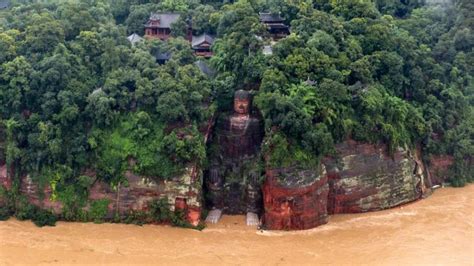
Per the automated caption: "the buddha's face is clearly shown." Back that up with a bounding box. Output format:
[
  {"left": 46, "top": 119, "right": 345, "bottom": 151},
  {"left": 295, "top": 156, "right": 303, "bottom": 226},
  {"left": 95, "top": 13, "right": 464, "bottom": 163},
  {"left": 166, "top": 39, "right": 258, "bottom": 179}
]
[{"left": 234, "top": 95, "right": 250, "bottom": 114}]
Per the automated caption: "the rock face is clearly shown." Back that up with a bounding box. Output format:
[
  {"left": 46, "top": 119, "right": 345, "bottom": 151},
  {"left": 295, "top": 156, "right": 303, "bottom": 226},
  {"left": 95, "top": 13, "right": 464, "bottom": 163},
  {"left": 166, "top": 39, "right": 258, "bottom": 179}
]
[
  {"left": 262, "top": 140, "right": 433, "bottom": 230},
  {"left": 88, "top": 167, "right": 202, "bottom": 225},
  {"left": 2, "top": 164, "right": 202, "bottom": 226},
  {"left": 0, "top": 164, "right": 12, "bottom": 207},
  {"left": 262, "top": 166, "right": 328, "bottom": 230},
  {"left": 325, "top": 140, "right": 428, "bottom": 214},
  {"left": 0, "top": 164, "right": 11, "bottom": 190},
  {"left": 2, "top": 139, "right": 441, "bottom": 230},
  {"left": 427, "top": 155, "right": 454, "bottom": 186},
  {"left": 19, "top": 175, "right": 63, "bottom": 213}
]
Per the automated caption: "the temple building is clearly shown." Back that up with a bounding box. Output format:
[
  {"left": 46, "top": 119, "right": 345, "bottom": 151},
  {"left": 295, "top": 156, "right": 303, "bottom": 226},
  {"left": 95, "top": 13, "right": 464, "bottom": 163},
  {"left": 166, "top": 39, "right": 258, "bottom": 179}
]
[
  {"left": 144, "top": 13, "right": 215, "bottom": 58},
  {"left": 192, "top": 34, "right": 215, "bottom": 58},
  {"left": 127, "top": 33, "right": 144, "bottom": 46},
  {"left": 154, "top": 51, "right": 172, "bottom": 65},
  {"left": 144, "top": 13, "right": 191, "bottom": 41},
  {"left": 259, "top": 12, "right": 289, "bottom": 40}
]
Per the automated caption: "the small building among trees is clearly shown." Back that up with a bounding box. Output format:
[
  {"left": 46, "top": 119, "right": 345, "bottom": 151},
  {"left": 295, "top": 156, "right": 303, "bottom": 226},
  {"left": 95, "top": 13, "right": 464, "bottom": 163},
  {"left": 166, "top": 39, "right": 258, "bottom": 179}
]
[
  {"left": 192, "top": 34, "right": 214, "bottom": 58},
  {"left": 145, "top": 13, "right": 191, "bottom": 41},
  {"left": 127, "top": 33, "right": 143, "bottom": 46},
  {"left": 144, "top": 13, "right": 215, "bottom": 58},
  {"left": 259, "top": 12, "right": 289, "bottom": 40},
  {"left": 154, "top": 51, "right": 172, "bottom": 65}
]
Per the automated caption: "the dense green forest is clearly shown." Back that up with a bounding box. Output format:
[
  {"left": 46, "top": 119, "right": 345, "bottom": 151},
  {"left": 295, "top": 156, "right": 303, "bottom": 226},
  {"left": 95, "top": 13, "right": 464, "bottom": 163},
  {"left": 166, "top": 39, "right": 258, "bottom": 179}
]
[{"left": 0, "top": 0, "right": 472, "bottom": 224}]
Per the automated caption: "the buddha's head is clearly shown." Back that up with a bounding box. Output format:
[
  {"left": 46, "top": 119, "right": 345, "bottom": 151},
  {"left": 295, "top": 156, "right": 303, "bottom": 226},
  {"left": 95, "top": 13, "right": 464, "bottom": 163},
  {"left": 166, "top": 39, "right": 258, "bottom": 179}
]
[{"left": 234, "top": 90, "right": 251, "bottom": 114}]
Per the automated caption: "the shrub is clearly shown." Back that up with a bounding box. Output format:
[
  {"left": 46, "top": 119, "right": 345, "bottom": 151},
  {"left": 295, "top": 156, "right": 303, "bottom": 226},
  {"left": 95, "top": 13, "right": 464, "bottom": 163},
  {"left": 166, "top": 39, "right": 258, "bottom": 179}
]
[
  {"left": 122, "top": 210, "right": 152, "bottom": 225},
  {"left": 89, "top": 199, "right": 110, "bottom": 223},
  {"left": 57, "top": 185, "right": 88, "bottom": 221},
  {"left": 148, "top": 198, "right": 205, "bottom": 230},
  {"left": 149, "top": 198, "right": 174, "bottom": 223},
  {"left": 263, "top": 132, "right": 320, "bottom": 169},
  {"left": 15, "top": 196, "right": 37, "bottom": 221},
  {"left": 14, "top": 196, "right": 57, "bottom": 227},
  {"left": 31, "top": 209, "right": 57, "bottom": 227},
  {"left": 0, "top": 186, "right": 14, "bottom": 220},
  {"left": 0, "top": 207, "right": 13, "bottom": 221}
]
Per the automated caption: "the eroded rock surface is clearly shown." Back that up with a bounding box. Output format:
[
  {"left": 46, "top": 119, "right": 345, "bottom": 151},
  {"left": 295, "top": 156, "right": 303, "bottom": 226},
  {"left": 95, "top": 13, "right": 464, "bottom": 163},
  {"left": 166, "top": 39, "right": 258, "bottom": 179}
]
[
  {"left": 0, "top": 165, "right": 11, "bottom": 190},
  {"left": 262, "top": 140, "right": 435, "bottom": 230},
  {"left": 325, "top": 140, "right": 429, "bottom": 214},
  {"left": 427, "top": 155, "right": 454, "bottom": 186},
  {"left": 1, "top": 140, "right": 442, "bottom": 230},
  {"left": 5, "top": 166, "right": 202, "bottom": 226},
  {"left": 262, "top": 166, "right": 329, "bottom": 230}
]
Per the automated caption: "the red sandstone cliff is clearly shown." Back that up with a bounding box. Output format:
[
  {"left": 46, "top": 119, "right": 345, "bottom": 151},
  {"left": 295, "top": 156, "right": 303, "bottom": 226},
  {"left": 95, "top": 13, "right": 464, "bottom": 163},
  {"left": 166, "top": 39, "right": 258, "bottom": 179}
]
[
  {"left": 262, "top": 166, "right": 328, "bottom": 230},
  {"left": 262, "top": 140, "right": 435, "bottom": 230},
  {"left": 0, "top": 165, "right": 202, "bottom": 226},
  {"left": 0, "top": 140, "right": 452, "bottom": 231},
  {"left": 325, "top": 140, "right": 430, "bottom": 214},
  {"left": 427, "top": 155, "right": 454, "bottom": 186}
]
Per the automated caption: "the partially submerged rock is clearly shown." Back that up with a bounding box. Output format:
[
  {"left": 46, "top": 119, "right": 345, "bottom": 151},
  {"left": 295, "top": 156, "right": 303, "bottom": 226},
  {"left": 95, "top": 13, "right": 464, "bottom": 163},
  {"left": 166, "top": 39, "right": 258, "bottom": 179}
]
[
  {"left": 262, "top": 140, "right": 434, "bottom": 230},
  {"left": 325, "top": 140, "right": 430, "bottom": 214},
  {"left": 262, "top": 166, "right": 328, "bottom": 230}
]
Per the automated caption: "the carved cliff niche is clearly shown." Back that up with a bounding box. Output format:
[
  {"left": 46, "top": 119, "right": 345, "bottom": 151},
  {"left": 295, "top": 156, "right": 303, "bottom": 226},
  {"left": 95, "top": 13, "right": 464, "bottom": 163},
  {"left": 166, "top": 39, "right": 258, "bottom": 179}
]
[{"left": 204, "top": 90, "right": 264, "bottom": 224}]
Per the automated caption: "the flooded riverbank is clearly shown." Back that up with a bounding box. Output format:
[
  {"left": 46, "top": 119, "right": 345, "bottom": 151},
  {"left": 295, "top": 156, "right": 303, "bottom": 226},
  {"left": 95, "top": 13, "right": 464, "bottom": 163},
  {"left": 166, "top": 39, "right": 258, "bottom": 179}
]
[{"left": 1, "top": 185, "right": 473, "bottom": 265}]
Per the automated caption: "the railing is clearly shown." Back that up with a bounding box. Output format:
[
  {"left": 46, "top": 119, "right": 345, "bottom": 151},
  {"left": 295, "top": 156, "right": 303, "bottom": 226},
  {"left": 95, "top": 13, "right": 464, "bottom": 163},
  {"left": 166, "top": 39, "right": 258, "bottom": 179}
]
[{"left": 194, "top": 50, "right": 213, "bottom": 58}]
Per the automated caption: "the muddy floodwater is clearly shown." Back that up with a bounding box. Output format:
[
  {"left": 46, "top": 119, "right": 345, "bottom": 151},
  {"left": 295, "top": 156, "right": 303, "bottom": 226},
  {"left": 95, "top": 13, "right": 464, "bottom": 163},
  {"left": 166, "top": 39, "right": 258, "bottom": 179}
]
[{"left": 1, "top": 185, "right": 473, "bottom": 265}]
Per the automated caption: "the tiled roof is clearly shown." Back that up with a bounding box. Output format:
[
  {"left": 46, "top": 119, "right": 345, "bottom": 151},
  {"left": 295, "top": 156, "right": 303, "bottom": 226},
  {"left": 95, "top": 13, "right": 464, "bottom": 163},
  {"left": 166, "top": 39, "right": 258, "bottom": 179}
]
[
  {"left": 146, "top": 13, "right": 181, "bottom": 28},
  {"left": 127, "top": 33, "right": 143, "bottom": 45},
  {"left": 192, "top": 34, "right": 215, "bottom": 48},
  {"left": 154, "top": 51, "right": 172, "bottom": 61},
  {"left": 259, "top": 12, "right": 284, "bottom": 23}
]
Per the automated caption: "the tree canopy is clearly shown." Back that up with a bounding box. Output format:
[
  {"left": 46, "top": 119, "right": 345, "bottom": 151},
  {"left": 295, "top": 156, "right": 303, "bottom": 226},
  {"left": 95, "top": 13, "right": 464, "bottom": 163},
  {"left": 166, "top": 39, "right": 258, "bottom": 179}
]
[{"left": 0, "top": 0, "right": 472, "bottom": 195}]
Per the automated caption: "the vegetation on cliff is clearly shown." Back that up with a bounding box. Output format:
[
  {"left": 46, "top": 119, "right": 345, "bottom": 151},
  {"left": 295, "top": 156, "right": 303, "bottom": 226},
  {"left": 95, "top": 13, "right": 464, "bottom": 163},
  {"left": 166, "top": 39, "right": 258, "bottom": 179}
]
[{"left": 0, "top": 0, "right": 472, "bottom": 225}]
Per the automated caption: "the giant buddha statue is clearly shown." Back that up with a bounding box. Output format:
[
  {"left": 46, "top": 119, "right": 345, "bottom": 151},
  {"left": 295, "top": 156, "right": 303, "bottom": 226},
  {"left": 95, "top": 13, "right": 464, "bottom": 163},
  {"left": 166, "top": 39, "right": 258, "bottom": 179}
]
[{"left": 205, "top": 90, "right": 264, "bottom": 226}]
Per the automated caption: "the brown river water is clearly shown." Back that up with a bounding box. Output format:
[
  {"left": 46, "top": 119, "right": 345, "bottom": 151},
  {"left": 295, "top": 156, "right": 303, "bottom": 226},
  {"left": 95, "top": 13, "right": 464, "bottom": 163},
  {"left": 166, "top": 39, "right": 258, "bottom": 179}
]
[{"left": 0, "top": 185, "right": 473, "bottom": 265}]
